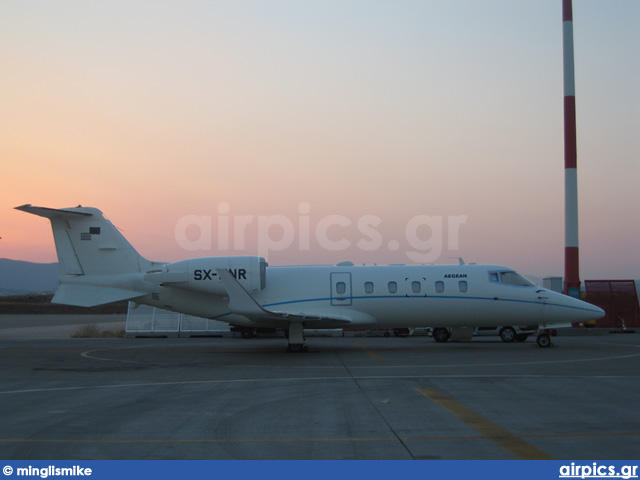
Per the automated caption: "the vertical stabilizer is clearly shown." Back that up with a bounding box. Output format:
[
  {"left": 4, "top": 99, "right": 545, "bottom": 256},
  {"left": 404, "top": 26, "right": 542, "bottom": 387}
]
[{"left": 15, "top": 204, "right": 153, "bottom": 276}]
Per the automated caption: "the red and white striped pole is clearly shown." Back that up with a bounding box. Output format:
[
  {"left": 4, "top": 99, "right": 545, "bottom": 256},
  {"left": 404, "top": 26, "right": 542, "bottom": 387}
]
[{"left": 563, "top": 0, "right": 580, "bottom": 298}]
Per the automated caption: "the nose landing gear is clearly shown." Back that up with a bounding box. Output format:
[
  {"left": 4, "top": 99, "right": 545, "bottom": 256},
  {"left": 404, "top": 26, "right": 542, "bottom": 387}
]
[{"left": 536, "top": 328, "right": 557, "bottom": 348}]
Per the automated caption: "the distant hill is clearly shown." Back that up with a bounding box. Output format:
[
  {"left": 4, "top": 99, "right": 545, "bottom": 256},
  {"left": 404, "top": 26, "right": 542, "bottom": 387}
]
[
  {"left": 0, "top": 259, "right": 59, "bottom": 295},
  {"left": 0, "top": 293, "right": 127, "bottom": 314}
]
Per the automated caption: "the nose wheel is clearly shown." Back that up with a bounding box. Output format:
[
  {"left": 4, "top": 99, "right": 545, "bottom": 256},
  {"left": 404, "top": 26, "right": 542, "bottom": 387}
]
[
  {"left": 536, "top": 329, "right": 556, "bottom": 348},
  {"left": 536, "top": 333, "right": 551, "bottom": 348}
]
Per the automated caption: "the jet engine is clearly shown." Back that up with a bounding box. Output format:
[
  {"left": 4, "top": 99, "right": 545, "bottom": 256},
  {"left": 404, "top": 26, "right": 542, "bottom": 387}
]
[{"left": 145, "top": 256, "right": 267, "bottom": 295}]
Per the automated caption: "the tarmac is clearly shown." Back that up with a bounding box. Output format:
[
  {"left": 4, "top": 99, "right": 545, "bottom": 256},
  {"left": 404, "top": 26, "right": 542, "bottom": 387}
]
[{"left": 0, "top": 315, "right": 638, "bottom": 460}]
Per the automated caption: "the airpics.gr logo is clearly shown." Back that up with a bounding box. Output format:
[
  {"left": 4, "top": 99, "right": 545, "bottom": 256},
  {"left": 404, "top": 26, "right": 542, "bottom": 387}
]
[
  {"left": 175, "top": 202, "right": 468, "bottom": 263},
  {"left": 559, "top": 463, "right": 638, "bottom": 479}
]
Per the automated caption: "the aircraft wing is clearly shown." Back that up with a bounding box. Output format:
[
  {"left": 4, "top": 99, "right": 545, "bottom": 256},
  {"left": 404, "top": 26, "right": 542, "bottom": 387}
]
[{"left": 216, "top": 268, "right": 354, "bottom": 328}]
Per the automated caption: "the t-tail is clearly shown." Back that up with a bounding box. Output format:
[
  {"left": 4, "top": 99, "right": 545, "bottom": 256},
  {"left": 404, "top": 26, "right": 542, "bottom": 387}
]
[{"left": 15, "top": 204, "right": 162, "bottom": 307}]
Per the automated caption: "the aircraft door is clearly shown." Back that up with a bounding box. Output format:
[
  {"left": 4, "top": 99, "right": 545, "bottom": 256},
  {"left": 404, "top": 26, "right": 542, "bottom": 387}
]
[
  {"left": 536, "top": 288, "right": 549, "bottom": 323},
  {"left": 330, "top": 272, "right": 352, "bottom": 306}
]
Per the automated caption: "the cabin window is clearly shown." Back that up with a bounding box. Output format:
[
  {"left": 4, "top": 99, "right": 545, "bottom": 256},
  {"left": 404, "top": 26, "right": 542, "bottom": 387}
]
[
  {"left": 388, "top": 281, "right": 397, "bottom": 294},
  {"left": 435, "top": 281, "right": 444, "bottom": 293},
  {"left": 364, "top": 281, "right": 374, "bottom": 294},
  {"left": 489, "top": 272, "right": 499, "bottom": 283},
  {"left": 411, "top": 281, "right": 421, "bottom": 294},
  {"left": 458, "top": 281, "right": 468, "bottom": 293},
  {"left": 336, "top": 282, "right": 346, "bottom": 294}
]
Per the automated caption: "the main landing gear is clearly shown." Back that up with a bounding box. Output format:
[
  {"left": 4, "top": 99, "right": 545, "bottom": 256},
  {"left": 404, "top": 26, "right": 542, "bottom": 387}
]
[
  {"left": 287, "top": 323, "right": 308, "bottom": 353},
  {"left": 432, "top": 327, "right": 451, "bottom": 343}
]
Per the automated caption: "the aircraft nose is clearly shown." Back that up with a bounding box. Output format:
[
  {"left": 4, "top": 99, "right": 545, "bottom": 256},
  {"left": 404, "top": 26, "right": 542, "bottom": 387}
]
[
  {"left": 543, "top": 291, "right": 605, "bottom": 324},
  {"left": 578, "top": 303, "right": 605, "bottom": 323}
]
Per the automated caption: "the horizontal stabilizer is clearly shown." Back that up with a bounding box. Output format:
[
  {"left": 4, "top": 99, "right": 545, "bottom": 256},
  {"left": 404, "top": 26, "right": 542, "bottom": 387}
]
[
  {"left": 15, "top": 204, "right": 93, "bottom": 218},
  {"left": 52, "top": 284, "right": 145, "bottom": 308}
]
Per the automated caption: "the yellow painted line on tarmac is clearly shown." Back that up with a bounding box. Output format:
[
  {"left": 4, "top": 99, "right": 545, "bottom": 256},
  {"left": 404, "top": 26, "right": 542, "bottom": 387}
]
[
  {"left": 354, "top": 343, "right": 385, "bottom": 361},
  {"left": 417, "top": 387, "right": 554, "bottom": 460}
]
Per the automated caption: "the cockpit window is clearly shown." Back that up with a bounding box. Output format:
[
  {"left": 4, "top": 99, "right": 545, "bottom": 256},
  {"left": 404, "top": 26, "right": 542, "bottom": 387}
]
[
  {"left": 489, "top": 270, "right": 534, "bottom": 286},
  {"left": 500, "top": 271, "right": 535, "bottom": 286}
]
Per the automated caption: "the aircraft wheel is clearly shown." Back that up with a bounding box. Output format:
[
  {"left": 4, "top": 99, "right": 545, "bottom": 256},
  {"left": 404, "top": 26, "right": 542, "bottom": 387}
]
[
  {"left": 536, "top": 334, "right": 551, "bottom": 348},
  {"left": 241, "top": 329, "right": 253, "bottom": 339},
  {"left": 288, "top": 343, "right": 305, "bottom": 353},
  {"left": 499, "top": 327, "right": 516, "bottom": 343},
  {"left": 432, "top": 328, "right": 450, "bottom": 343}
]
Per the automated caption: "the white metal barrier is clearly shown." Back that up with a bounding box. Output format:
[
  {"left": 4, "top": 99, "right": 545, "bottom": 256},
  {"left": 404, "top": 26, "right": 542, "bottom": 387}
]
[{"left": 125, "top": 303, "right": 230, "bottom": 337}]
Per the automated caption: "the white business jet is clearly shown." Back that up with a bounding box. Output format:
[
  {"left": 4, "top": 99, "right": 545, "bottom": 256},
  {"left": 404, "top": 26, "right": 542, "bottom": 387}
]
[{"left": 16, "top": 205, "right": 604, "bottom": 351}]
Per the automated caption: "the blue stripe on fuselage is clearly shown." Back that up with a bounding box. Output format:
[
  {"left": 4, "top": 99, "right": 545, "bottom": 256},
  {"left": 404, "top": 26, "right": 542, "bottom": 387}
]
[{"left": 211, "top": 294, "right": 599, "bottom": 319}]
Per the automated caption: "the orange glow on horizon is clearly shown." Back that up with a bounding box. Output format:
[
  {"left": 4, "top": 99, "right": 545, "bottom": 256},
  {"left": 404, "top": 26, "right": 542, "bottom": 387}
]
[{"left": 1, "top": 2, "right": 638, "bottom": 278}]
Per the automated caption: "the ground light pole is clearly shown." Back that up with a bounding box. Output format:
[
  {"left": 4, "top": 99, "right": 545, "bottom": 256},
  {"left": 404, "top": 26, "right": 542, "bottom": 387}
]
[{"left": 562, "top": 0, "right": 581, "bottom": 298}]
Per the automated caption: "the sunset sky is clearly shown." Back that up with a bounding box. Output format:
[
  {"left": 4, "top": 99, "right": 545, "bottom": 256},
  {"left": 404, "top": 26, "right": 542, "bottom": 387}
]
[{"left": 1, "top": 1, "right": 638, "bottom": 280}]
